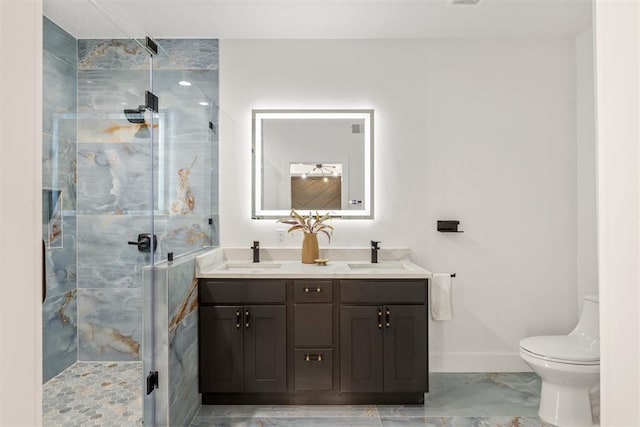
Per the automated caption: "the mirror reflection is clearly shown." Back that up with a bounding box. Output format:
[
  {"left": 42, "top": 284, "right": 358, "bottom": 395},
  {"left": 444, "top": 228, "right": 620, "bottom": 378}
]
[{"left": 253, "top": 110, "right": 373, "bottom": 219}]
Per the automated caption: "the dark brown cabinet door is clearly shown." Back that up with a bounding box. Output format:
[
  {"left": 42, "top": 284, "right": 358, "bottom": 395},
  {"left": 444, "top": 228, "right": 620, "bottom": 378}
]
[
  {"left": 383, "top": 305, "right": 427, "bottom": 392},
  {"left": 199, "top": 306, "right": 244, "bottom": 393},
  {"left": 243, "top": 305, "right": 287, "bottom": 392},
  {"left": 339, "top": 305, "right": 383, "bottom": 392}
]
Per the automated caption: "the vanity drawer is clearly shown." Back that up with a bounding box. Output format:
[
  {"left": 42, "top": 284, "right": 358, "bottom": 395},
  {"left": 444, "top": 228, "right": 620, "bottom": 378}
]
[
  {"left": 293, "top": 280, "right": 333, "bottom": 303},
  {"left": 199, "top": 280, "right": 286, "bottom": 304},
  {"left": 294, "top": 304, "right": 333, "bottom": 347},
  {"left": 294, "top": 349, "right": 333, "bottom": 391},
  {"left": 339, "top": 280, "right": 426, "bottom": 304}
]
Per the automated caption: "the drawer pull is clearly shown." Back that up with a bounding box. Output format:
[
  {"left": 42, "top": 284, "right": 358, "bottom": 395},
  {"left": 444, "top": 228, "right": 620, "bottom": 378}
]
[
  {"left": 304, "top": 287, "right": 323, "bottom": 293},
  {"left": 236, "top": 310, "right": 241, "bottom": 329},
  {"left": 385, "top": 308, "right": 391, "bottom": 328},
  {"left": 377, "top": 309, "right": 383, "bottom": 329},
  {"left": 304, "top": 354, "right": 323, "bottom": 362},
  {"left": 245, "top": 309, "right": 250, "bottom": 328}
]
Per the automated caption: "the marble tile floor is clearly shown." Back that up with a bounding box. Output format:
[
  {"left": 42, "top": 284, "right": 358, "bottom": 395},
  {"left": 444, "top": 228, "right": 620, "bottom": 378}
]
[
  {"left": 42, "top": 370, "right": 599, "bottom": 426},
  {"left": 42, "top": 361, "right": 142, "bottom": 426},
  {"left": 191, "top": 373, "right": 599, "bottom": 427}
]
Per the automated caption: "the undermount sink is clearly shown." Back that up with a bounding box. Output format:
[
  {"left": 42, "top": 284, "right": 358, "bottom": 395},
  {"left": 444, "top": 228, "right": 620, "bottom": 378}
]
[
  {"left": 347, "top": 262, "right": 409, "bottom": 270},
  {"left": 217, "top": 262, "right": 282, "bottom": 271}
]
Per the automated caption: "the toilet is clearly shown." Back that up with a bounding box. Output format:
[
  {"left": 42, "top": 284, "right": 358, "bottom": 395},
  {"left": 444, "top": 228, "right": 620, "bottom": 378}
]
[{"left": 520, "top": 295, "right": 599, "bottom": 427}]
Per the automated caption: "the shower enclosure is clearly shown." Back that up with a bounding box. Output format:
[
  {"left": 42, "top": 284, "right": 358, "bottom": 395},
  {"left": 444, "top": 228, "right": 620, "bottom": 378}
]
[{"left": 41, "top": 1, "right": 219, "bottom": 424}]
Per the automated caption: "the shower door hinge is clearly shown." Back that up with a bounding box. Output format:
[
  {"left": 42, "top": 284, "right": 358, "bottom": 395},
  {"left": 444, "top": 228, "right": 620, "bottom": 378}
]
[
  {"left": 145, "top": 91, "right": 159, "bottom": 113},
  {"left": 146, "top": 371, "right": 159, "bottom": 395},
  {"left": 145, "top": 36, "right": 158, "bottom": 55}
]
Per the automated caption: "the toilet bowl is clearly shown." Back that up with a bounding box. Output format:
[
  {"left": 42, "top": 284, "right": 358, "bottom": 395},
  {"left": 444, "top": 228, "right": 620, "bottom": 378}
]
[{"left": 520, "top": 295, "right": 599, "bottom": 427}]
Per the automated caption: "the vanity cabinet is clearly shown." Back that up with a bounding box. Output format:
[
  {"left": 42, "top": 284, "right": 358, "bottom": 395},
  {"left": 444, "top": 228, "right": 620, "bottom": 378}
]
[
  {"left": 198, "top": 277, "right": 428, "bottom": 404},
  {"left": 199, "top": 281, "right": 287, "bottom": 394},
  {"left": 340, "top": 305, "right": 426, "bottom": 393},
  {"left": 292, "top": 280, "right": 334, "bottom": 392},
  {"left": 339, "top": 280, "right": 427, "bottom": 393}
]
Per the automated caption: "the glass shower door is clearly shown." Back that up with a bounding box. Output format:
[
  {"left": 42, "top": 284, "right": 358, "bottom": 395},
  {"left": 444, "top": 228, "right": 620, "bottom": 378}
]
[
  {"left": 142, "top": 39, "right": 218, "bottom": 425},
  {"left": 42, "top": 0, "right": 158, "bottom": 425}
]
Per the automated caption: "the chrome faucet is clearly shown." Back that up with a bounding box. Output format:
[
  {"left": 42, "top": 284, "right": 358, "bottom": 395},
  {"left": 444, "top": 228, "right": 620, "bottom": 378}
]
[
  {"left": 251, "top": 241, "right": 260, "bottom": 263},
  {"left": 371, "top": 240, "right": 381, "bottom": 263}
]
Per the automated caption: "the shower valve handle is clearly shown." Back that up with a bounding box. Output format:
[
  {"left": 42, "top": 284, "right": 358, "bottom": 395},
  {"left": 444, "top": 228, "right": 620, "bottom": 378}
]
[{"left": 128, "top": 233, "right": 157, "bottom": 253}]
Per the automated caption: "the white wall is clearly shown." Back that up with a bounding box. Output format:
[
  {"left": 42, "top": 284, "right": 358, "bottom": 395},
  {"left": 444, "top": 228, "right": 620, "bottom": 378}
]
[
  {"left": 576, "top": 28, "right": 598, "bottom": 308},
  {"left": 594, "top": 1, "right": 640, "bottom": 425},
  {"left": 220, "top": 39, "right": 580, "bottom": 371},
  {"left": 0, "top": 0, "right": 43, "bottom": 424}
]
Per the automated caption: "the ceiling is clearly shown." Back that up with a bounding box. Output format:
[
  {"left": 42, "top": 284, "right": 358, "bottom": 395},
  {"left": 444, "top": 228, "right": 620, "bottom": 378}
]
[{"left": 44, "top": 0, "right": 593, "bottom": 39}]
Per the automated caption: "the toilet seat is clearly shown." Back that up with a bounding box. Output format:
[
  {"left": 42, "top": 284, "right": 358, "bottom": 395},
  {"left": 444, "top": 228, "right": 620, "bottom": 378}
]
[{"left": 520, "top": 336, "right": 599, "bottom": 366}]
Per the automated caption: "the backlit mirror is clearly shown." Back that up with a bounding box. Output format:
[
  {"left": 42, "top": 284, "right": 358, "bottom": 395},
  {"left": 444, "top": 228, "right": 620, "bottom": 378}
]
[{"left": 252, "top": 109, "right": 374, "bottom": 219}]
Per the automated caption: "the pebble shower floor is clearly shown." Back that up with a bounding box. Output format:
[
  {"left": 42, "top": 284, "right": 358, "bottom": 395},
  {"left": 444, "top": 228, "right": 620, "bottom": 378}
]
[{"left": 43, "top": 361, "right": 142, "bottom": 426}]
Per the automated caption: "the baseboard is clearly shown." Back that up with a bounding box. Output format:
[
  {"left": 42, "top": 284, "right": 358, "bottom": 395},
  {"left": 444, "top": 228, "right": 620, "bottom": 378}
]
[{"left": 429, "top": 352, "right": 531, "bottom": 372}]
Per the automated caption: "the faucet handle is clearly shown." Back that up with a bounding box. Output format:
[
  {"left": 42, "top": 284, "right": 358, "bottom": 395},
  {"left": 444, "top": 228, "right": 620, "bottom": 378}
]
[
  {"left": 251, "top": 241, "right": 260, "bottom": 249},
  {"left": 371, "top": 240, "right": 381, "bottom": 249}
]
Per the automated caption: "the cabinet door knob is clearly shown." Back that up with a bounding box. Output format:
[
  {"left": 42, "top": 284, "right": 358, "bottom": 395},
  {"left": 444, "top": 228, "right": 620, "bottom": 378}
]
[
  {"left": 377, "top": 309, "right": 383, "bottom": 329},
  {"left": 385, "top": 308, "right": 391, "bottom": 328},
  {"left": 245, "top": 309, "right": 250, "bottom": 328},
  {"left": 236, "top": 310, "right": 241, "bottom": 329},
  {"left": 304, "top": 287, "right": 310, "bottom": 293},
  {"left": 316, "top": 287, "right": 321, "bottom": 293}
]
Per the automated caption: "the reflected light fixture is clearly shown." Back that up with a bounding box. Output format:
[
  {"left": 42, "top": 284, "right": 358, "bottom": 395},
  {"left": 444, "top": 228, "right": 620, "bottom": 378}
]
[
  {"left": 301, "top": 164, "right": 338, "bottom": 180},
  {"left": 179, "top": 80, "right": 192, "bottom": 86},
  {"left": 199, "top": 101, "right": 209, "bottom": 106}
]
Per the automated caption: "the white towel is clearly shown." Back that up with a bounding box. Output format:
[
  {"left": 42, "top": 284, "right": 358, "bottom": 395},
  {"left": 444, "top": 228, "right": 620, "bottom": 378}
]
[{"left": 430, "top": 273, "right": 453, "bottom": 321}]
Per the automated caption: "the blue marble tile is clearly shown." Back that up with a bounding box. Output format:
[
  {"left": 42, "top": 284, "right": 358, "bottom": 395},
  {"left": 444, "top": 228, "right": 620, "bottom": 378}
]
[
  {"left": 43, "top": 16, "right": 77, "bottom": 68},
  {"left": 78, "top": 39, "right": 149, "bottom": 70},
  {"left": 167, "top": 258, "right": 197, "bottom": 322},
  {"left": 42, "top": 133, "right": 76, "bottom": 211},
  {"left": 156, "top": 39, "right": 218, "bottom": 70},
  {"left": 143, "top": 266, "right": 170, "bottom": 426},
  {"left": 45, "top": 215, "right": 77, "bottom": 296},
  {"left": 195, "top": 405, "right": 379, "bottom": 418},
  {"left": 158, "top": 142, "right": 214, "bottom": 217},
  {"left": 77, "top": 69, "right": 148, "bottom": 115},
  {"left": 169, "top": 311, "right": 200, "bottom": 426},
  {"left": 155, "top": 216, "right": 213, "bottom": 260},
  {"left": 43, "top": 290, "right": 77, "bottom": 382},
  {"left": 77, "top": 288, "right": 142, "bottom": 361},
  {"left": 77, "top": 69, "right": 150, "bottom": 144},
  {"left": 77, "top": 142, "right": 154, "bottom": 214},
  {"left": 77, "top": 214, "right": 152, "bottom": 289},
  {"left": 379, "top": 417, "right": 549, "bottom": 427},
  {"left": 211, "top": 214, "right": 220, "bottom": 246},
  {"left": 43, "top": 51, "right": 77, "bottom": 141},
  {"left": 191, "top": 417, "right": 382, "bottom": 427},
  {"left": 377, "top": 373, "right": 540, "bottom": 418},
  {"left": 212, "top": 139, "right": 219, "bottom": 215}
]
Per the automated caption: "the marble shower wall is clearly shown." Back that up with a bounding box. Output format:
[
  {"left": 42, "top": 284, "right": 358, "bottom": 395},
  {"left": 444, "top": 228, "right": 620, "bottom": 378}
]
[
  {"left": 42, "top": 17, "right": 78, "bottom": 383},
  {"left": 143, "top": 254, "right": 202, "bottom": 427},
  {"left": 76, "top": 38, "right": 219, "bottom": 362}
]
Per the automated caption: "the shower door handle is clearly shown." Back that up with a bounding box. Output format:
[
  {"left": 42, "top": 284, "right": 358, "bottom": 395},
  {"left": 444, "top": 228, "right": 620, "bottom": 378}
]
[{"left": 128, "top": 233, "right": 157, "bottom": 253}]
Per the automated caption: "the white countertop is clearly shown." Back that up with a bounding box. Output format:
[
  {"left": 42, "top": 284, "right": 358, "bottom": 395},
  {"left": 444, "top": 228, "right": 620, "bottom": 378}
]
[{"left": 195, "top": 248, "right": 432, "bottom": 279}]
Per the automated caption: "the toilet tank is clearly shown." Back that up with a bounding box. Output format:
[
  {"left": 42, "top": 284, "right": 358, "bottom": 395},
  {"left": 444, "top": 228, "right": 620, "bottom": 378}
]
[{"left": 570, "top": 295, "right": 599, "bottom": 356}]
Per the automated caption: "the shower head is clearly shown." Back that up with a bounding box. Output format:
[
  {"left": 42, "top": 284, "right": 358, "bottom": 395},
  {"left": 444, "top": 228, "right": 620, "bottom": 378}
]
[{"left": 124, "top": 105, "right": 146, "bottom": 124}]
